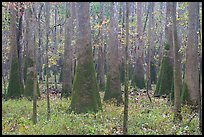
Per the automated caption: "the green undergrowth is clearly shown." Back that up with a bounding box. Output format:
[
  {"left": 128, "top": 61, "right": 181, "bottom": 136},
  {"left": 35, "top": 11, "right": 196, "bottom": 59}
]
[{"left": 2, "top": 92, "right": 201, "bottom": 135}]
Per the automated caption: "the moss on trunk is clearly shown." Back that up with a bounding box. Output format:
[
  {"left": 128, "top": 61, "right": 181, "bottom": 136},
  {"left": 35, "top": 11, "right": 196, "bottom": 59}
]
[
  {"left": 69, "top": 51, "right": 102, "bottom": 113},
  {"left": 154, "top": 44, "right": 173, "bottom": 97},
  {"left": 119, "top": 62, "right": 125, "bottom": 85},
  {"left": 7, "top": 58, "right": 23, "bottom": 99},
  {"left": 150, "top": 61, "right": 157, "bottom": 84},
  {"left": 24, "top": 57, "right": 40, "bottom": 100},
  {"left": 131, "top": 57, "right": 145, "bottom": 89},
  {"left": 104, "top": 74, "right": 122, "bottom": 103}
]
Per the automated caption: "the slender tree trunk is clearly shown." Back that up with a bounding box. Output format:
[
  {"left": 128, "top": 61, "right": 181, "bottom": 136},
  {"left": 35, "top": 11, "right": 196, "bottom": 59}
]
[
  {"left": 158, "top": 2, "right": 163, "bottom": 68},
  {"left": 37, "top": 3, "right": 44, "bottom": 81},
  {"left": 147, "top": 2, "right": 154, "bottom": 90},
  {"left": 52, "top": 4, "right": 58, "bottom": 89},
  {"left": 32, "top": 4, "right": 38, "bottom": 123},
  {"left": 123, "top": 2, "right": 129, "bottom": 135},
  {"left": 45, "top": 2, "right": 50, "bottom": 121},
  {"left": 172, "top": 2, "right": 182, "bottom": 122}
]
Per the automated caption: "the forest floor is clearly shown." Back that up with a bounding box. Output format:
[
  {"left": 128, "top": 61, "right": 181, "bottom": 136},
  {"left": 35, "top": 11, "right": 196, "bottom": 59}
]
[{"left": 2, "top": 84, "right": 201, "bottom": 135}]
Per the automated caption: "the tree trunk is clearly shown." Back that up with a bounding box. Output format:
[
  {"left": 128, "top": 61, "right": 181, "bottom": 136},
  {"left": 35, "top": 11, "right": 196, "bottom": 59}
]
[
  {"left": 45, "top": 2, "right": 50, "bottom": 120},
  {"left": 97, "top": 2, "right": 105, "bottom": 91},
  {"left": 185, "top": 2, "right": 200, "bottom": 106},
  {"left": 146, "top": 2, "right": 154, "bottom": 90},
  {"left": 32, "top": 3, "right": 38, "bottom": 124},
  {"left": 61, "top": 2, "right": 72, "bottom": 98},
  {"left": 155, "top": 2, "right": 174, "bottom": 98},
  {"left": 17, "top": 2, "right": 24, "bottom": 87},
  {"left": 132, "top": 2, "right": 145, "bottom": 89},
  {"left": 7, "top": 3, "right": 23, "bottom": 99},
  {"left": 69, "top": 2, "right": 102, "bottom": 113},
  {"left": 123, "top": 2, "right": 129, "bottom": 135},
  {"left": 37, "top": 3, "right": 44, "bottom": 82},
  {"left": 24, "top": 7, "right": 40, "bottom": 100},
  {"left": 104, "top": 2, "right": 122, "bottom": 104},
  {"left": 172, "top": 2, "right": 182, "bottom": 121}
]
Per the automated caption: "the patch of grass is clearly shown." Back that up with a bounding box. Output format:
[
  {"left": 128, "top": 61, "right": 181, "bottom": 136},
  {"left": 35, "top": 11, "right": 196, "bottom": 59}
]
[{"left": 2, "top": 90, "right": 201, "bottom": 135}]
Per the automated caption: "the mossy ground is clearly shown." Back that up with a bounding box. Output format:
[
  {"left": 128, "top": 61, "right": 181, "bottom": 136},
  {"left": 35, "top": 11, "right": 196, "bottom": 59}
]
[{"left": 2, "top": 85, "right": 201, "bottom": 135}]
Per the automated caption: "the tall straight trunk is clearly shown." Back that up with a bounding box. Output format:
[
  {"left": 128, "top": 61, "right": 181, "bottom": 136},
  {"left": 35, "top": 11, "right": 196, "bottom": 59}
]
[
  {"left": 17, "top": 2, "right": 24, "bottom": 87},
  {"left": 24, "top": 7, "right": 40, "bottom": 100},
  {"left": 155, "top": 2, "right": 174, "bottom": 98},
  {"left": 123, "top": 2, "right": 129, "bottom": 135},
  {"left": 69, "top": 2, "right": 102, "bottom": 113},
  {"left": 147, "top": 2, "right": 154, "bottom": 90},
  {"left": 97, "top": 2, "right": 105, "bottom": 91},
  {"left": 172, "top": 2, "right": 182, "bottom": 121},
  {"left": 104, "top": 2, "right": 122, "bottom": 104},
  {"left": 32, "top": 4, "right": 38, "bottom": 124},
  {"left": 53, "top": 4, "right": 58, "bottom": 89},
  {"left": 132, "top": 2, "right": 145, "bottom": 89},
  {"left": 61, "top": 2, "right": 72, "bottom": 98},
  {"left": 45, "top": 2, "right": 50, "bottom": 121},
  {"left": 72, "top": 2, "right": 78, "bottom": 83},
  {"left": 37, "top": 3, "right": 43, "bottom": 81},
  {"left": 185, "top": 2, "right": 200, "bottom": 106},
  {"left": 158, "top": 2, "right": 163, "bottom": 67},
  {"left": 7, "top": 3, "right": 23, "bottom": 99}
]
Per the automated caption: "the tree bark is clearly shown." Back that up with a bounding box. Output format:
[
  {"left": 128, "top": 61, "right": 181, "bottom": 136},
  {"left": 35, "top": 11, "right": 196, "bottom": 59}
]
[
  {"left": 104, "top": 2, "right": 122, "bottom": 104},
  {"left": 123, "top": 2, "right": 129, "bottom": 135},
  {"left": 7, "top": 3, "right": 23, "bottom": 99},
  {"left": 155, "top": 2, "right": 174, "bottom": 98},
  {"left": 186, "top": 2, "right": 200, "bottom": 106},
  {"left": 45, "top": 2, "right": 50, "bottom": 120},
  {"left": 61, "top": 2, "right": 72, "bottom": 98},
  {"left": 69, "top": 2, "right": 102, "bottom": 113},
  {"left": 172, "top": 2, "right": 182, "bottom": 122},
  {"left": 97, "top": 2, "right": 105, "bottom": 91}
]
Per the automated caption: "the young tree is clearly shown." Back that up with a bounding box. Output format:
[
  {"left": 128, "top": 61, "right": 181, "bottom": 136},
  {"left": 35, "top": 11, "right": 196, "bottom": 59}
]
[
  {"left": 32, "top": 3, "right": 38, "bottom": 124},
  {"left": 123, "top": 2, "right": 129, "bottom": 135},
  {"left": 45, "top": 2, "right": 51, "bottom": 120},
  {"left": 61, "top": 2, "right": 72, "bottom": 98},
  {"left": 69, "top": 2, "right": 102, "bottom": 113},
  {"left": 104, "top": 2, "right": 122, "bottom": 104},
  {"left": 172, "top": 2, "right": 182, "bottom": 121},
  {"left": 7, "top": 3, "right": 24, "bottom": 99}
]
